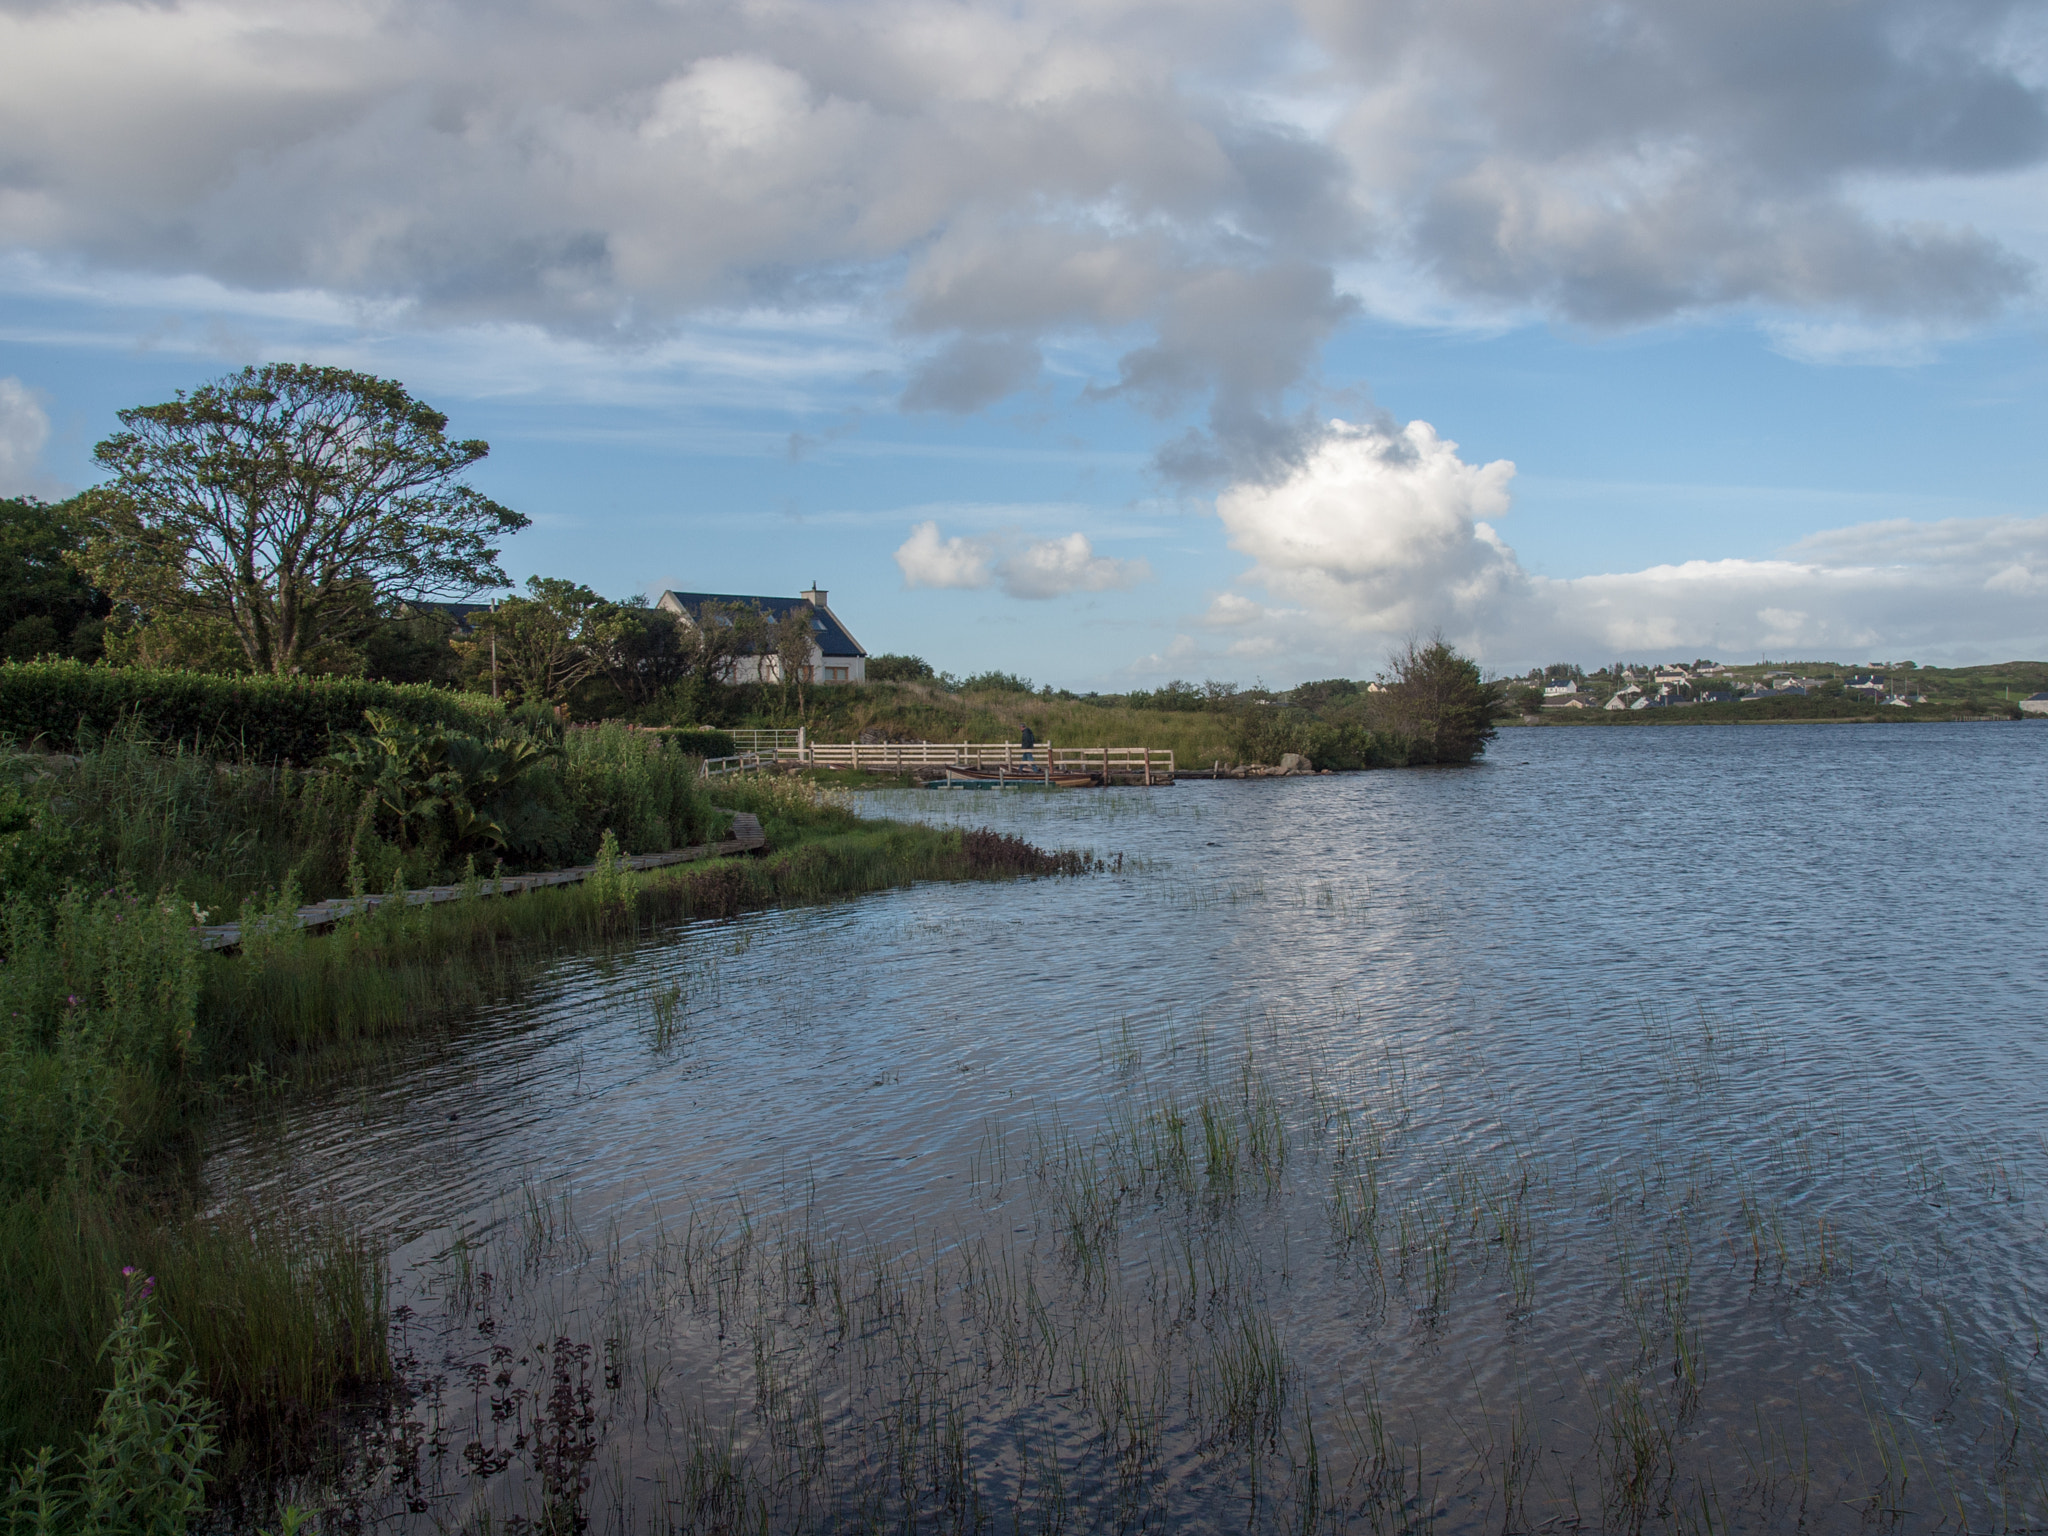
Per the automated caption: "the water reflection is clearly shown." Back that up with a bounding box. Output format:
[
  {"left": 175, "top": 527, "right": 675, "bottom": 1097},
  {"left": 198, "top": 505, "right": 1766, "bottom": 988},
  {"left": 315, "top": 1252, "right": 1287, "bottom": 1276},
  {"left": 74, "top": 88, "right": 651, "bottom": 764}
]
[{"left": 211, "top": 724, "right": 2048, "bottom": 1530}]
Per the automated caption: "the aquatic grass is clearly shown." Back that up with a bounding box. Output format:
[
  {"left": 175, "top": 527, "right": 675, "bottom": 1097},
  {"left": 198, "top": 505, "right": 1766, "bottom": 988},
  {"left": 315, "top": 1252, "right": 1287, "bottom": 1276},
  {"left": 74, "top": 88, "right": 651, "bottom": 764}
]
[
  {"left": 0, "top": 1180, "right": 387, "bottom": 1472},
  {"left": 196, "top": 819, "right": 1095, "bottom": 1082}
]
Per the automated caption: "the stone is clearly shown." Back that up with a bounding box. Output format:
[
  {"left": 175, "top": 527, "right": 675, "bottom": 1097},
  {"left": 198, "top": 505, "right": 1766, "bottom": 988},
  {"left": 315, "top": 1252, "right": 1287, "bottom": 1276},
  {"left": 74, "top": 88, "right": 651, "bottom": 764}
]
[{"left": 1278, "top": 752, "right": 1314, "bottom": 775}]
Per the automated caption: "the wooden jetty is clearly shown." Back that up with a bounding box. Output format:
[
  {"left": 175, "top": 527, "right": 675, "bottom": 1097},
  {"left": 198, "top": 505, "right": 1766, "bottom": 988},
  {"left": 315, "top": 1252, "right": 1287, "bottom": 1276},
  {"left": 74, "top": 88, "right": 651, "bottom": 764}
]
[
  {"left": 777, "top": 739, "right": 1175, "bottom": 785},
  {"left": 197, "top": 811, "right": 766, "bottom": 951}
]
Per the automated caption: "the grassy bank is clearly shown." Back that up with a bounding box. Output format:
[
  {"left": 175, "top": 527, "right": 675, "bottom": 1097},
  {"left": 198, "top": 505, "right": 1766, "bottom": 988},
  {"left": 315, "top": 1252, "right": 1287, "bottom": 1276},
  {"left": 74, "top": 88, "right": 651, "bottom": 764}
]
[
  {"left": 0, "top": 758, "right": 1093, "bottom": 1489},
  {"left": 3, "top": 719, "right": 719, "bottom": 916}
]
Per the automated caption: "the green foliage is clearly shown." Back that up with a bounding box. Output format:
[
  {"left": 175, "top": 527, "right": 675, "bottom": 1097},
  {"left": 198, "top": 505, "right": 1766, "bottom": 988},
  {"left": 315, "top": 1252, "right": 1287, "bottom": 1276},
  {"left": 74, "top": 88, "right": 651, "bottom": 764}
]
[
  {"left": 325, "top": 708, "right": 559, "bottom": 854},
  {"left": 955, "top": 670, "right": 1035, "bottom": 694},
  {"left": 0, "top": 886, "right": 200, "bottom": 1193},
  {"left": 865, "top": 653, "right": 934, "bottom": 683},
  {"left": 663, "top": 729, "right": 736, "bottom": 758},
  {"left": 457, "top": 577, "right": 627, "bottom": 705},
  {"left": 0, "top": 658, "right": 501, "bottom": 760},
  {"left": 0, "top": 781, "right": 82, "bottom": 911},
  {"left": 360, "top": 605, "right": 465, "bottom": 686},
  {"left": 3, "top": 1269, "right": 215, "bottom": 1536},
  {"left": 82, "top": 364, "right": 527, "bottom": 676},
  {"left": 1374, "top": 640, "right": 1501, "bottom": 763},
  {"left": 0, "top": 498, "right": 107, "bottom": 666}
]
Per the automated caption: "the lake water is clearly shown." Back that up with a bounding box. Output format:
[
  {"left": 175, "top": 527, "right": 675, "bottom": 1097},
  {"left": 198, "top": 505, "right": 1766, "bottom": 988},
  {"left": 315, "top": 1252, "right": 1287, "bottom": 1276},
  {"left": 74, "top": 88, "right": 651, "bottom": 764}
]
[{"left": 211, "top": 722, "right": 2048, "bottom": 1532}]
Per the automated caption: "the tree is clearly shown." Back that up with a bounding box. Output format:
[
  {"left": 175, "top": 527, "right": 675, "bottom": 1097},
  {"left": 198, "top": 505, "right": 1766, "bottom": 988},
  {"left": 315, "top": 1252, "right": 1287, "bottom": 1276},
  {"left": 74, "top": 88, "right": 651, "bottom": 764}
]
[
  {"left": 81, "top": 365, "right": 527, "bottom": 675},
  {"left": 593, "top": 598, "right": 694, "bottom": 708},
  {"left": 770, "top": 604, "right": 817, "bottom": 719},
  {"left": 1375, "top": 638, "right": 1502, "bottom": 762},
  {"left": 0, "top": 496, "right": 108, "bottom": 661},
  {"left": 459, "top": 578, "right": 626, "bottom": 706},
  {"left": 672, "top": 599, "right": 767, "bottom": 689}
]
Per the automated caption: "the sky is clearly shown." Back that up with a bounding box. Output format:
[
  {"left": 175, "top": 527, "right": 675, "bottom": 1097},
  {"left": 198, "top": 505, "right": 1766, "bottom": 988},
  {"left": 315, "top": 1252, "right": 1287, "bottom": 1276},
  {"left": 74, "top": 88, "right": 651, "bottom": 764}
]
[{"left": 1, "top": 0, "right": 2045, "bottom": 688}]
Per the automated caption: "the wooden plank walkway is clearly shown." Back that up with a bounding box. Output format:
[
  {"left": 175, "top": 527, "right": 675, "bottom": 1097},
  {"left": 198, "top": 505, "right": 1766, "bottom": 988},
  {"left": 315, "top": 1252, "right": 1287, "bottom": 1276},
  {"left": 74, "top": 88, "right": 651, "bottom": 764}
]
[{"left": 197, "top": 811, "right": 766, "bottom": 952}]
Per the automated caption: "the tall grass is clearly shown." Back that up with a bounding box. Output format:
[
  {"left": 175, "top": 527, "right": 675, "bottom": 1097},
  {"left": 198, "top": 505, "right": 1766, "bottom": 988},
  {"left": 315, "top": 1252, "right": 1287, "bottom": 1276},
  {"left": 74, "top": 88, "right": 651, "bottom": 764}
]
[
  {"left": 1, "top": 721, "right": 717, "bottom": 916},
  {"left": 197, "top": 818, "right": 1094, "bottom": 1080},
  {"left": 0, "top": 1184, "right": 387, "bottom": 1472}
]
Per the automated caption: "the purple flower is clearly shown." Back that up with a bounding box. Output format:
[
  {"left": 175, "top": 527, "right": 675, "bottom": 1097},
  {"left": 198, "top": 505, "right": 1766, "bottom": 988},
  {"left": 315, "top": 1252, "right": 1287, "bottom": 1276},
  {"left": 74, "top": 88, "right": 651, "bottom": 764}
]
[{"left": 121, "top": 1265, "right": 136, "bottom": 1277}]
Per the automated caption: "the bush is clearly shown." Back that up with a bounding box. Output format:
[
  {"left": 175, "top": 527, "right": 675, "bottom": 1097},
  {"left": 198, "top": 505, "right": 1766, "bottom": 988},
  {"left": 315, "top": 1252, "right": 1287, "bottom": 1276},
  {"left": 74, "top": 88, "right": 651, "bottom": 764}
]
[
  {"left": 662, "top": 729, "right": 736, "bottom": 758},
  {"left": 0, "top": 660, "right": 500, "bottom": 762},
  {"left": 865, "top": 654, "right": 934, "bottom": 683},
  {"left": 955, "top": 670, "right": 1034, "bottom": 694}
]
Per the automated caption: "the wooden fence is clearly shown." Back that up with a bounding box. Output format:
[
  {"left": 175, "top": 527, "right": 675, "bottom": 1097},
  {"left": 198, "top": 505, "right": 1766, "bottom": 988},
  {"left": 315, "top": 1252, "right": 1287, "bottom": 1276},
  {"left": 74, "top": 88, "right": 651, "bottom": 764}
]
[
  {"left": 729, "top": 728, "right": 805, "bottom": 753},
  {"left": 777, "top": 741, "right": 1174, "bottom": 777},
  {"left": 700, "top": 752, "right": 766, "bottom": 779},
  {"left": 696, "top": 739, "right": 1175, "bottom": 780}
]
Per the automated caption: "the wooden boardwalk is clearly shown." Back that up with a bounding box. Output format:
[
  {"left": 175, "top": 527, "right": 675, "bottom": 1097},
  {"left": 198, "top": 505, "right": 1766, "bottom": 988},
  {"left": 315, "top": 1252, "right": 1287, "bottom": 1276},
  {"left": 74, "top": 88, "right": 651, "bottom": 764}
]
[{"left": 197, "top": 811, "right": 766, "bottom": 952}]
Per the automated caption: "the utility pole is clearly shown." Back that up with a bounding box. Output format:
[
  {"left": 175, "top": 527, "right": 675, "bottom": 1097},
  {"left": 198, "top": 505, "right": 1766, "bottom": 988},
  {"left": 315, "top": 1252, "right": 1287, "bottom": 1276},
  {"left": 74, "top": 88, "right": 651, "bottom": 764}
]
[{"left": 490, "top": 597, "right": 500, "bottom": 700}]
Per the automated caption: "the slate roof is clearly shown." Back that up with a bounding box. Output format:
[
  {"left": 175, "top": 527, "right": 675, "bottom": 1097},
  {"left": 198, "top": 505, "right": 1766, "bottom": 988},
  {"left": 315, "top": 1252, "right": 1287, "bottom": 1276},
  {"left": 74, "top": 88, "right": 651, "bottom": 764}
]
[{"left": 659, "top": 591, "right": 867, "bottom": 658}]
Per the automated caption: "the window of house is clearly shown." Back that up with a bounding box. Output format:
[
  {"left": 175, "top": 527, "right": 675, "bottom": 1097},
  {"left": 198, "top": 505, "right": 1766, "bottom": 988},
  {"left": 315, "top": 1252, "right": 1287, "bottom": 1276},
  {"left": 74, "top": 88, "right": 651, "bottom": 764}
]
[{"left": 825, "top": 666, "right": 848, "bottom": 682}]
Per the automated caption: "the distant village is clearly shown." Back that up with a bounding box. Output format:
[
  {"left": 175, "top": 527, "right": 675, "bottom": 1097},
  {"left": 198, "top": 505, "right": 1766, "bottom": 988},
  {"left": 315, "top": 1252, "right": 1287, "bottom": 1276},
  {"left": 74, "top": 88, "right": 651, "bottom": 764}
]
[{"left": 1519, "top": 660, "right": 1952, "bottom": 712}]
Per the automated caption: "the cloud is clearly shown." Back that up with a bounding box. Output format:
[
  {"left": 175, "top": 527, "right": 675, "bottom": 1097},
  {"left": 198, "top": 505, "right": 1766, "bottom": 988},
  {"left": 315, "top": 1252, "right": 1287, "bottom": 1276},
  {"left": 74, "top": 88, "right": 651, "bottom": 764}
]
[
  {"left": 900, "top": 336, "right": 1042, "bottom": 413},
  {"left": 1210, "top": 416, "right": 2048, "bottom": 668},
  {"left": 1216, "top": 417, "right": 1521, "bottom": 629},
  {"left": 893, "top": 520, "right": 1150, "bottom": 599},
  {"left": 0, "top": 0, "right": 2040, "bottom": 480},
  {"left": 999, "top": 532, "right": 1151, "bottom": 599},
  {"left": 894, "top": 520, "right": 994, "bottom": 589},
  {"left": 0, "top": 377, "right": 52, "bottom": 496}
]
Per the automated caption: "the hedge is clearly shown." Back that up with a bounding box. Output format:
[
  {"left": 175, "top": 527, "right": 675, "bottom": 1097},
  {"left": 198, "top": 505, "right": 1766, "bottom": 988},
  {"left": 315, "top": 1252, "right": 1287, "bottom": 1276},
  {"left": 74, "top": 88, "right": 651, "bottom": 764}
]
[
  {"left": 0, "top": 660, "right": 503, "bottom": 762},
  {"left": 662, "top": 729, "right": 737, "bottom": 758}
]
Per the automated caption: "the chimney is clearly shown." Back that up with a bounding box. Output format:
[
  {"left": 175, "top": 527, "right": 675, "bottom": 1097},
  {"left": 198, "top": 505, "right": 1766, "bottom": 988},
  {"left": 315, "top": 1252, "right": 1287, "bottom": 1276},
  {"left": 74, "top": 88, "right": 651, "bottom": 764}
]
[{"left": 800, "top": 584, "right": 827, "bottom": 608}]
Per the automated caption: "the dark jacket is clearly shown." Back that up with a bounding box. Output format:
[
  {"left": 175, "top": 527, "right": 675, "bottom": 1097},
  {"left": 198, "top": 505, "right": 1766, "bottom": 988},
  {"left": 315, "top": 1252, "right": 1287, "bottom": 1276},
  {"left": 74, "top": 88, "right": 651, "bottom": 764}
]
[{"left": 1020, "top": 727, "right": 1035, "bottom": 749}]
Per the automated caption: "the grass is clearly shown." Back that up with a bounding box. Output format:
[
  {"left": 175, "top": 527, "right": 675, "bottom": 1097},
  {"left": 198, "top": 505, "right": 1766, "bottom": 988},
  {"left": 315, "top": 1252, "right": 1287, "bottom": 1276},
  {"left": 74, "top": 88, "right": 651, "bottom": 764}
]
[
  {"left": 1, "top": 720, "right": 720, "bottom": 917},
  {"left": 0, "top": 757, "right": 1098, "bottom": 1496},
  {"left": 0, "top": 1182, "right": 387, "bottom": 1475},
  {"left": 737, "top": 682, "right": 1241, "bottom": 765},
  {"left": 274, "top": 1005, "right": 2048, "bottom": 1533}
]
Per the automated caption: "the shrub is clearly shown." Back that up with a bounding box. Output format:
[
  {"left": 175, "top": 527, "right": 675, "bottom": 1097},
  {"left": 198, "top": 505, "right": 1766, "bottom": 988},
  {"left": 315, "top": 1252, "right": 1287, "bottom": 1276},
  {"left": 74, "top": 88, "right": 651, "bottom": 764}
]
[
  {"left": 0, "top": 660, "right": 500, "bottom": 762},
  {"left": 1374, "top": 640, "right": 1501, "bottom": 763},
  {"left": 955, "top": 670, "right": 1035, "bottom": 695},
  {"left": 3, "top": 1268, "right": 216, "bottom": 1536},
  {"left": 865, "top": 654, "right": 934, "bottom": 683},
  {"left": 663, "top": 729, "right": 736, "bottom": 758}
]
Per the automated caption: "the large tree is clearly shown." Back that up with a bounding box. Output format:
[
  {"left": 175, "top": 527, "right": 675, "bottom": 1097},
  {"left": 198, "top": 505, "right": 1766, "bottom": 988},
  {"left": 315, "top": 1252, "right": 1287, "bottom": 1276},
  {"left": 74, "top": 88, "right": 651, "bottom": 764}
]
[{"left": 82, "top": 365, "right": 527, "bottom": 675}]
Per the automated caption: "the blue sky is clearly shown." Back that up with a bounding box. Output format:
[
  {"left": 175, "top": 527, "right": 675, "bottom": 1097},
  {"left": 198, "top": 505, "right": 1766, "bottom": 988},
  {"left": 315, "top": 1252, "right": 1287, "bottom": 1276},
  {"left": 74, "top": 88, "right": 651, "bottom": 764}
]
[{"left": 2, "top": 0, "right": 2045, "bottom": 687}]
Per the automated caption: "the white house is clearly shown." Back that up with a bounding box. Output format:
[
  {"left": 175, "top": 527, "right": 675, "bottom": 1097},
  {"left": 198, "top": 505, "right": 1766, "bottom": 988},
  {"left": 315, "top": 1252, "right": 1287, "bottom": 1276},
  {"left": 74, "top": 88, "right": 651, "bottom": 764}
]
[
  {"left": 2022, "top": 692, "right": 2048, "bottom": 716},
  {"left": 655, "top": 585, "right": 870, "bottom": 684}
]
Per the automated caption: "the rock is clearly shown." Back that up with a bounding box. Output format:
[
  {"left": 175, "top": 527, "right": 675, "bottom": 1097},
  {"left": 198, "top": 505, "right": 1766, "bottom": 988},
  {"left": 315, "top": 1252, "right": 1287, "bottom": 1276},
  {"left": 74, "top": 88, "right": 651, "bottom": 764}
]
[{"left": 1278, "top": 752, "right": 1314, "bottom": 775}]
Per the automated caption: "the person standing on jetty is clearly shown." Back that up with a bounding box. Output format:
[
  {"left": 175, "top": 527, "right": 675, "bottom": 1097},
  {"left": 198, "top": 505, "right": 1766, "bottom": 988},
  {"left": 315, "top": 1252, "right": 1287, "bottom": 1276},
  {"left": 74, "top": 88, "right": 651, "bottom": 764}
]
[{"left": 1020, "top": 724, "right": 1035, "bottom": 767}]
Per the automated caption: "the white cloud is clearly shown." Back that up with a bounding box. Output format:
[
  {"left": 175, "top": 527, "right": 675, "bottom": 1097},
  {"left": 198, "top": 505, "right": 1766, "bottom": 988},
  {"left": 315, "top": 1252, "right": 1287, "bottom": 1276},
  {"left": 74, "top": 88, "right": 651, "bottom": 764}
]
[
  {"left": 0, "top": 377, "right": 52, "bottom": 496},
  {"left": 999, "top": 532, "right": 1150, "bottom": 599},
  {"left": 894, "top": 520, "right": 994, "bottom": 589},
  {"left": 1216, "top": 417, "right": 1521, "bottom": 629},
  {"left": 1210, "top": 416, "right": 2048, "bottom": 669},
  {"left": 893, "top": 521, "right": 1150, "bottom": 599}
]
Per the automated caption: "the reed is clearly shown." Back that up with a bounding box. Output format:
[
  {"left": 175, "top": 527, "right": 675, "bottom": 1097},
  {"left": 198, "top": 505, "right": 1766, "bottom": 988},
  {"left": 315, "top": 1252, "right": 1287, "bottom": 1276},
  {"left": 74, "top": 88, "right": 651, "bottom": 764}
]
[{"left": 0, "top": 1179, "right": 387, "bottom": 1471}]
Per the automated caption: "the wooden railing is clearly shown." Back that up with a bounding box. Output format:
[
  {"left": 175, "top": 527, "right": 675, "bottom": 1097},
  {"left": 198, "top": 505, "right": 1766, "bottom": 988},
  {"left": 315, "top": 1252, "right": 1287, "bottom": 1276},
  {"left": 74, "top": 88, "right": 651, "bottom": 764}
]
[
  {"left": 774, "top": 741, "right": 1174, "bottom": 777},
  {"left": 700, "top": 752, "right": 766, "bottom": 779},
  {"left": 729, "top": 728, "right": 804, "bottom": 753}
]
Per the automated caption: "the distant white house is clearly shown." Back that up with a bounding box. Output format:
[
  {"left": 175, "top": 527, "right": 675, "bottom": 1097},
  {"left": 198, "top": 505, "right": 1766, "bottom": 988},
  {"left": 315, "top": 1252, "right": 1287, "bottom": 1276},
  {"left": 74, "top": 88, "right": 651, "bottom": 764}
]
[
  {"left": 2022, "top": 692, "right": 2048, "bottom": 716},
  {"left": 655, "top": 585, "right": 869, "bottom": 684}
]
